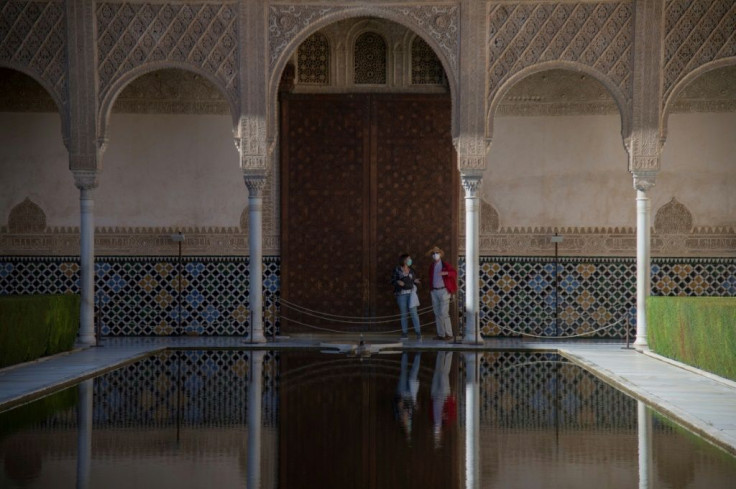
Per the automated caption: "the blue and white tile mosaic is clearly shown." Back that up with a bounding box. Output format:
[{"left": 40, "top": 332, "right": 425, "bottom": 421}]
[{"left": 0, "top": 256, "right": 280, "bottom": 338}]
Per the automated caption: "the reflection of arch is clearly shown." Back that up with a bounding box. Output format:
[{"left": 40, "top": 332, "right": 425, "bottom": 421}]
[
  {"left": 661, "top": 57, "right": 736, "bottom": 141},
  {"left": 99, "top": 62, "right": 239, "bottom": 140},
  {"left": 269, "top": 9, "right": 459, "bottom": 141},
  {"left": 0, "top": 64, "right": 67, "bottom": 143},
  {"left": 487, "top": 61, "right": 630, "bottom": 141}
]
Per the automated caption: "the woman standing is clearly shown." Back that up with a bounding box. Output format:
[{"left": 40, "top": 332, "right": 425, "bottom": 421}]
[{"left": 391, "top": 254, "right": 422, "bottom": 340}]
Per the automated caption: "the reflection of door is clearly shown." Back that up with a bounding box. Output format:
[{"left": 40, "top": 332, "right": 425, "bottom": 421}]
[{"left": 281, "top": 93, "right": 456, "bottom": 332}]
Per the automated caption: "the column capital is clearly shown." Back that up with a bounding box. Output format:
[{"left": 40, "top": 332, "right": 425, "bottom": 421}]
[
  {"left": 632, "top": 172, "right": 657, "bottom": 193},
  {"left": 72, "top": 170, "right": 100, "bottom": 191},
  {"left": 244, "top": 172, "right": 268, "bottom": 197},
  {"left": 453, "top": 136, "right": 491, "bottom": 171},
  {"left": 461, "top": 172, "right": 483, "bottom": 196}
]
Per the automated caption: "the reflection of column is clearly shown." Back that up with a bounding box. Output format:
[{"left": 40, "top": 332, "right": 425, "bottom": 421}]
[
  {"left": 76, "top": 379, "right": 94, "bottom": 489},
  {"left": 245, "top": 177, "right": 267, "bottom": 343},
  {"left": 633, "top": 174, "right": 655, "bottom": 349},
  {"left": 463, "top": 353, "right": 480, "bottom": 489},
  {"left": 637, "top": 401, "right": 653, "bottom": 489},
  {"left": 74, "top": 171, "right": 99, "bottom": 346},
  {"left": 247, "top": 351, "right": 265, "bottom": 489},
  {"left": 461, "top": 173, "right": 483, "bottom": 345}
]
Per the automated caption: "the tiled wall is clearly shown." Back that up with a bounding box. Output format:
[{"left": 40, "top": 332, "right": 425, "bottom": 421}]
[
  {"left": 0, "top": 256, "right": 280, "bottom": 337},
  {"left": 1, "top": 255, "right": 733, "bottom": 338},
  {"left": 458, "top": 257, "right": 735, "bottom": 339}
]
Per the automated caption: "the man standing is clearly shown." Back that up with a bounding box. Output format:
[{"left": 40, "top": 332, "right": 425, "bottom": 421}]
[{"left": 427, "top": 246, "right": 457, "bottom": 340}]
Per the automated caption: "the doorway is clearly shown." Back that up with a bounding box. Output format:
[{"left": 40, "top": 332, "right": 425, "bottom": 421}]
[{"left": 280, "top": 93, "right": 457, "bottom": 333}]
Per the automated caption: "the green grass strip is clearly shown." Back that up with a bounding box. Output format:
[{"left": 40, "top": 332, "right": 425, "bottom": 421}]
[
  {"left": 648, "top": 297, "right": 736, "bottom": 382},
  {"left": 0, "top": 295, "right": 80, "bottom": 368}
]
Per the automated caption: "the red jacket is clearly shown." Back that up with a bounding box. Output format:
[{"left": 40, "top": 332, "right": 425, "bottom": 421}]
[{"left": 428, "top": 260, "right": 458, "bottom": 294}]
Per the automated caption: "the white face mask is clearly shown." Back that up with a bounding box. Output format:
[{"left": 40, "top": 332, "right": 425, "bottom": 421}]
[{"left": 432, "top": 253, "right": 441, "bottom": 261}]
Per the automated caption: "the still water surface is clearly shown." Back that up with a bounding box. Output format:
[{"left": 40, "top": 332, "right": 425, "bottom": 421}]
[{"left": 1, "top": 350, "right": 735, "bottom": 489}]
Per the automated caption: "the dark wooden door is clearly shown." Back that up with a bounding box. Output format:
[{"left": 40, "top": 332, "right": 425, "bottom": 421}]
[{"left": 281, "top": 93, "right": 456, "bottom": 333}]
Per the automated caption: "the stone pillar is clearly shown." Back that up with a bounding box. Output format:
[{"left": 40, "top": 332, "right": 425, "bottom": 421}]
[
  {"left": 74, "top": 171, "right": 99, "bottom": 346},
  {"left": 463, "top": 352, "right": 480, "bottom": 489},
  {"left": 637, "top": 401, "right": 653, "bottom": 489},
  {"left": 247, "top": 350, "right": 265, "bottom": 489},
  {"left": 633, "top": 173, "right": 655, "bottom": 349},
  {"left": 461, "top": 173, "right": 484, "bottom": 344},
  {"left": 245, "top": 175, "right": 267, "bottom": 343},
  {"left": 76, "top": 379, "right": 94, "bottom": 489}
]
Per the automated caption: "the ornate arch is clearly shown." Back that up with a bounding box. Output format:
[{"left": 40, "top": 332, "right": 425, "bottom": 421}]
[
  {"left": 0, "top": 63, "right": 68, "bottom": 144},
  {"left": 487, "top": 61, "right": 631, "bottom": 142},
  {"left": 267, "top": 5, "right": 459, "bottom": 140},
  {"left": 661, "top": 56, "right": 736, "bottom": 141},
  {"left": 98, "top": 61, "right": 239, "bottom": 141}
]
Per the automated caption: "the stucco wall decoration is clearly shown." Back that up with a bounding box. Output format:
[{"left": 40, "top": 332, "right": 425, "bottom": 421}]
[
  {"left": 0, "top": 1, "right": 67, "bottom": 111},
  {"left": 486, "top": 2, "right": 634, "bottom": 136},
  {"left": 97, "top": 2, "right": 239, "bottom": 122}
]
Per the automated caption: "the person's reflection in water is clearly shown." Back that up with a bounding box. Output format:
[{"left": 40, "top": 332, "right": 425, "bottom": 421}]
[
  {"left": 395, "top": 352, "right": 421, "bottom": 442},
  {"left": 431, "top": 351, "right": 456, "bottom": 448}
]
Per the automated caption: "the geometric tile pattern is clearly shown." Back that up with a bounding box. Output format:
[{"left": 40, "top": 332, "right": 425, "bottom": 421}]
[
  {"left": 471, "top": 352, "right": 637, "bottom": 430},
  {"left": 0, "top": 256, "right": 281, "bottom": 338},
  {"left": 459, "top": 256, "right": 735, "bottom": 339},
  {"left": 2, "top": 256, "right": 732, "bottom": 339}
]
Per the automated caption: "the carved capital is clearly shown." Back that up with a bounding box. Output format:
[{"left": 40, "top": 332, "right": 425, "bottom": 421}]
[
  {"left": 632, "top": 172, "right": 657, "bottom": 193},
  {"left": 244, "top": 173, "right": 268, "bottom": 198},
  {"left": 453, "top": 136, "right": 490, "bottom": 171},
  {"left": 72, "top": 170, "right": 100, "bottom": 191},
  {"left": 461, "top": 173, "right": 483, "bottom": 197}
]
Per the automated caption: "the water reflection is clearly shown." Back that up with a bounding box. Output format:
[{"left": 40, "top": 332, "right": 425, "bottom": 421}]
[
  {"left": 463, "top": 352, "right": 480, "bottom": 489},
  {"left": 1, "top": 350, "right": 736, "bottom": 489},
  {"left": 638, "top": 400, "right": 653, "bottom": 489},
  {"left": 431, "top": 351, "right": 455, "bottom": 448},
  {"left": 394, "top": 352, "right": 421, "bottom": 441},
  {"left": 76, "top": 379, "right": 93, "bottom": 489}
]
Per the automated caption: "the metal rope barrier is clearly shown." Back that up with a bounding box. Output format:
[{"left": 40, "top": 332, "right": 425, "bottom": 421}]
[
  {"left": 280, "top": 299, "right": 439, "bottom": 325},
  {"left": 279, "top": 296, "right": 436, "bottom": 320}
]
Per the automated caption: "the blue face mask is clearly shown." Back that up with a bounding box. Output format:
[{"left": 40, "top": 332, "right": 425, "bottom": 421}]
[{"left": 406, "top": 258, "right": 413, "bottom": 267}]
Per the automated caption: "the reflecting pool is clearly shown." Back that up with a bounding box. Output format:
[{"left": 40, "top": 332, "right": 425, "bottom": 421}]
[{"left": 1, "top": 350, "right": 735, "bottom": 488}]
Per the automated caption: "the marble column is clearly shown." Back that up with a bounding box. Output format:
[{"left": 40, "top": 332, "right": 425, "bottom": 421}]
[
  {"left": 245, "top": 176, "right": 267, "bottom": 343},
  {"left": 463, "top": 352, "right": 481, "bottom": 489},
  {"left": 76, "top": 379, "right": 94, "bottom": 489},
  {"left": 247, "top": 351, "right": 265, "bottom": 489},
  {"left": 462, "top": 173, "right": 484, "bottom": 345},
  {"left": 633, "top": 174, "right": 655, "bottom": 350},
  {"left": 74, "top": 171, "right": 99, "bottom": 346}
]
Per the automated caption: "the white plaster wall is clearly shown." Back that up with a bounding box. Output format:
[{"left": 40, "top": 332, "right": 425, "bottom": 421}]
[
  {"left": 0, "top": 112, "right": 77, "bottom": 227},
  {"left": 484, "top": 112, "right": 736, "bottom": 229},
  {"left": 659, "top": 112, "right": 736, "bottom": 228},
  {"left": 100, "top": 114, "right": 243, "bottom": 229},
  {"left": 484, "top": 114, "right": 632, "bottom": 228},
  {"left": 2, "top": 110, "right": 734, "bottom": 232},
  {"left": 0, "top": 112, "right": 244, "bottom": 229}
]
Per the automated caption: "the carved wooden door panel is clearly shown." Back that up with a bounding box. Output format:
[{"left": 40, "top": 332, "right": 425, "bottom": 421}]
[
  {"left": 372, "top": 95, "right": 457, "bottom": 322},
  {"left": 281, "top": 93, "right": 455, "bottom": 333}
]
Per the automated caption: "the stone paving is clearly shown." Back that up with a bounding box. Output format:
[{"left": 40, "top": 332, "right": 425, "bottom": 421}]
[{"left": 1, "top": 336, "right": 735, "bottom": 456}]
